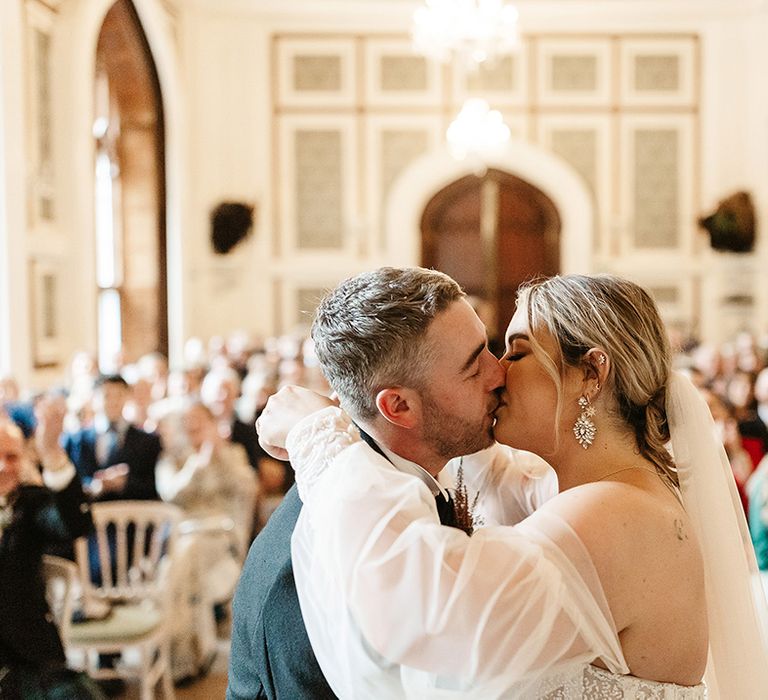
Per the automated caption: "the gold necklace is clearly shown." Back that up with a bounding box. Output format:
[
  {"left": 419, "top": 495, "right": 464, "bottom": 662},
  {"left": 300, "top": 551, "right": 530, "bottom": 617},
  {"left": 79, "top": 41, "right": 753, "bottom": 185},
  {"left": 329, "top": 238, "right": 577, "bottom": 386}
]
[{"left": 596, "top": 466, "right": 659, "bottom": 482}]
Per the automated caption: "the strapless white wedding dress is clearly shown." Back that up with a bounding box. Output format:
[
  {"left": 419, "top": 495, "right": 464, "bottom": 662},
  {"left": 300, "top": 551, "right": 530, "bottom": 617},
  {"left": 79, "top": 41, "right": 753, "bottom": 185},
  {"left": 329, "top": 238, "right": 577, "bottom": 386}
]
[{"left": 530, "top": 664, "right": 705, "bottom": 699}]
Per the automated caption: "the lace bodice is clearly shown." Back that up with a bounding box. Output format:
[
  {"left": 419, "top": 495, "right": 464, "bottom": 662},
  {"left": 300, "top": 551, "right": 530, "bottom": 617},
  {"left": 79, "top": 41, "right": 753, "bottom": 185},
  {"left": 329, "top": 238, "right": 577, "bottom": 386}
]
[{"left": 532, "top": 664, "right": 705, "bottom": 699}]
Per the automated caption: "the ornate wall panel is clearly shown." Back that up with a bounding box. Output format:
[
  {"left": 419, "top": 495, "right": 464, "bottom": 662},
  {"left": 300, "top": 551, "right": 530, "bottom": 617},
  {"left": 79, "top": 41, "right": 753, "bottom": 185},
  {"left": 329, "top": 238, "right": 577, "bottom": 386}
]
[
  {"left": 633, "top": 128, "right": 679, "bottom": 248},
  {"left": 538, "top": 115, "right": 611, "bottom": 254},
  {"left": 364, "top": 38, "right": 442, "bottom": 107},
  {"left": 295, "top": 130, "right": 343, "bottom": 248},
  {"left": 365, "top": 114, "right": 442, "bottom": 251},
  {"left": 271, "top": 30, "right": 701, "bottom": 331},
  {"left": 276, "top": 38, "right": 356, "bottom": 108},
  {"left": 278, "top": 115, "right": 357, "bottom": 255},
  {"left": 294, "top": 55, "right": 342, "bottom": 91},
  {"left": 380, "top": 55, "right": 428, "bottom": 91},
  {"left": 551, "top": 129, "right": 597, "bottom": 192},
  {"left": 620, "top": 115, "right": 695, "bottom": 254},
  {"left": 453, "top": 53, "right": 526, "bottom": 107},
  {"left": 619, "top": 37, "right": 696, "bottom": 107},
  {"left": 536, "top": 39, "right": 612, "bottom": 107}
]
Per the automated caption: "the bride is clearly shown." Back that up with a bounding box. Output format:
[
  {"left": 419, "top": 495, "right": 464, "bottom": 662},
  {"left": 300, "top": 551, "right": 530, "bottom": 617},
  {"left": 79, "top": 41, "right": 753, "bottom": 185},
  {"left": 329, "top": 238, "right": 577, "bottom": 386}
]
[{"left": 258, "top": 273, "right": 768, "bottom": 698}]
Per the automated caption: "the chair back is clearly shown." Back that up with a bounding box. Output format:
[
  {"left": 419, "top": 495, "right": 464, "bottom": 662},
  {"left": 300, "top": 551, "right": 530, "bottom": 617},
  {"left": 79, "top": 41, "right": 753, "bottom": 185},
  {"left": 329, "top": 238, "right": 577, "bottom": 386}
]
[
  {"left": 42, "top": 554, "right": 78, "bottom": 642},
  {"left": 75, "top": 501, "right": 183, "bottom": 604}
]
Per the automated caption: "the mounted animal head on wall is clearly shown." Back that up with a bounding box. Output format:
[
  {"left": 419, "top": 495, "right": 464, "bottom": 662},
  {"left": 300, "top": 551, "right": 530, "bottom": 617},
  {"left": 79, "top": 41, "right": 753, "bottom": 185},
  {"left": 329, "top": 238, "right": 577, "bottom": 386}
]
[
  {"left": 210, "top": 201, "right": 255, "bottom": 254},
  {"left": 698, "top": 191, "right": 756, "bottom": 254}
]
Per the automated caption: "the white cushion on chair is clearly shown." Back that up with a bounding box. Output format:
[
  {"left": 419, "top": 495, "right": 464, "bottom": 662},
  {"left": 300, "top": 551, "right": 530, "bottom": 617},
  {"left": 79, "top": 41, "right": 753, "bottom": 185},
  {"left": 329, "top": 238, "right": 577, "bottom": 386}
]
[{"left": 69, "top": 600, "right": 162, "bottom": 643}]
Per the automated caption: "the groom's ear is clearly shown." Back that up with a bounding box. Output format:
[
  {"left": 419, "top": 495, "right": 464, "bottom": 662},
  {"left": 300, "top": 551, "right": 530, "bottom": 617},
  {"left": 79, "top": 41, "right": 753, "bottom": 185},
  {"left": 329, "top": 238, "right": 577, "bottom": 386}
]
[{"left": 375, "top": 388, "right": 418, "bottom": 429}]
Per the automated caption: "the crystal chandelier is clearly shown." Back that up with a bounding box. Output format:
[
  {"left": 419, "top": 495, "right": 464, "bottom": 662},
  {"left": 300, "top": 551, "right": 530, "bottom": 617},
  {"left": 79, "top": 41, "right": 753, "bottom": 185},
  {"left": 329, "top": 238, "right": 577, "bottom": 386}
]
[
  {"left": 446, "top": 98, "right": 510, "bottom": 161},
  {"left": 412, "top": 0, "right": 520, "bottom": 67}
]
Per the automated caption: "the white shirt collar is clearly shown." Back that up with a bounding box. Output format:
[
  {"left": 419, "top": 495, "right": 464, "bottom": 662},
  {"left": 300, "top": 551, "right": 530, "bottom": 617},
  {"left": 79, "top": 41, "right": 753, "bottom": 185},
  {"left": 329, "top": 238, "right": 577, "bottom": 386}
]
[
  {"left": 94, "top": 414, "right": 127, "bottom": 436},
  {"left": 758, "top": 404, "right": 768, "bottom": 428},
  {"left": 378, "top": 443, "right": 449, "bottom": 500}
]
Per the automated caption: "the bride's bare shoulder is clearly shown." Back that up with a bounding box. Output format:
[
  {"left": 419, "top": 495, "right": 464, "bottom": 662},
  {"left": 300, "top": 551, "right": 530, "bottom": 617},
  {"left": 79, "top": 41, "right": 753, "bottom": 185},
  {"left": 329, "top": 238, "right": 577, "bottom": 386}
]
[
  {"left": 536, "top": 479, "right": 698, "bottom": 566},
  {"left": 536, "top": 478, "right": 704, "bottom": 627}
]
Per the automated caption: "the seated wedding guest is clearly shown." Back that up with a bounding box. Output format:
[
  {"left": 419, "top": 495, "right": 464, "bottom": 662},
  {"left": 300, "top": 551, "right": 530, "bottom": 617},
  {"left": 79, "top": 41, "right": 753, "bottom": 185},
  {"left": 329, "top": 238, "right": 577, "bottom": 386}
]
[
  {"left": 157, "top": 401, "right": 257, "bottom": 680},
  {"left": 727, "top": 370, "right": 758, "bottom": 423},
  {"left": 701, "top": 387, "right": 754, "bottom": 514},
  {"left": 0, "top": 399, "right": 103, "bottom": 698},
  {"left": 156, "top": 401, "right": 257, "bottom": 559},
  {"left": 0, "top": 374, "right": 38, "bottom": 440},
  {"left": 201, "top": 367, "right": 263, "bottom": 472},
  {"left": 64, "top": 374, "right": 161, "bottom": 501},
  {"left": 740, "top": 367, "right": 768, "bottom": 469},
  {"left": 137, "top": 352, "right": 169, "bottom": 403},
  {"left": 747, "top": 454, "right": 768, "bottom": 571},
  {"left": 67, "top": 351, "right": 99, "bottom": 407},
  {"left": 691, "top": 342, "right": 725, "bottom": 394},
  {"left": 123, "top": 375, "right": 155, "bottom": 432},
  {"left": 260, "top": 272, "right": 768, "bottom": 698},
  {"left": 734, "top": 332, "right": 765, "bottom": 374}
]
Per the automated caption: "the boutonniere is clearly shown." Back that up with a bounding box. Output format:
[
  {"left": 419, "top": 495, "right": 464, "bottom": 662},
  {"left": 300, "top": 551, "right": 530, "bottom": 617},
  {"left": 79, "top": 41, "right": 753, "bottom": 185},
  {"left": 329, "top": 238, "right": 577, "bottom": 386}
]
[{"left": 452, "top": 458, "right": 484, "bottom": 536}]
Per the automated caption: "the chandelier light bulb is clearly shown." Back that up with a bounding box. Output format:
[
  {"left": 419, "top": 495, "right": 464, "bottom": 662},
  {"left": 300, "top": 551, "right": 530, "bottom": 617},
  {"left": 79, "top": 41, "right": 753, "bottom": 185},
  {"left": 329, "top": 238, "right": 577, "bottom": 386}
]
[{"left": 446, "top": 98, "right": 511, "bottom": 161}]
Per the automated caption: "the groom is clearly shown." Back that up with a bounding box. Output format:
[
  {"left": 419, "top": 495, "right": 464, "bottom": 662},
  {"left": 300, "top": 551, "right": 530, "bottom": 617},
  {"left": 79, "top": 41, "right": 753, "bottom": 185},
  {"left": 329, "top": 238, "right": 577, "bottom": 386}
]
[{"left": 251, "top": 267, "right": 555, "bottom": 697}]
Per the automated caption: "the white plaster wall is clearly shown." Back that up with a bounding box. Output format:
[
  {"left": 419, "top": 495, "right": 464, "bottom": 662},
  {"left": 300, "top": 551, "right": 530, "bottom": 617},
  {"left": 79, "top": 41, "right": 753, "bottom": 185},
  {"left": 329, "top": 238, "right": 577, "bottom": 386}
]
[{"left": 180, "top": 3, "right": 271, "bottom": 342}]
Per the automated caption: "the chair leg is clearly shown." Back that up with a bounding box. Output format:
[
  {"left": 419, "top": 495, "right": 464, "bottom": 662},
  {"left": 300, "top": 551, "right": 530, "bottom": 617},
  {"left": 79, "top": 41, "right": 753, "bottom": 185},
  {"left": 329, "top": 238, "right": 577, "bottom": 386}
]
[
  {"left": 140, "top": 646, "right": 153, "bottom": 700},
  {"left": 161, "top": 639, "right": 175, "bottom": 699}
]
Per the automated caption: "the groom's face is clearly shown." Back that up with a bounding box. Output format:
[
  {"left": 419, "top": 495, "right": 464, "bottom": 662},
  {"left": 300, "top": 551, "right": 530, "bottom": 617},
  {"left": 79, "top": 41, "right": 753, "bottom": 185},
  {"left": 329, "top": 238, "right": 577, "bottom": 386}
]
[{"left": 416, "top": 299, "right": 504, "bottom": 461}]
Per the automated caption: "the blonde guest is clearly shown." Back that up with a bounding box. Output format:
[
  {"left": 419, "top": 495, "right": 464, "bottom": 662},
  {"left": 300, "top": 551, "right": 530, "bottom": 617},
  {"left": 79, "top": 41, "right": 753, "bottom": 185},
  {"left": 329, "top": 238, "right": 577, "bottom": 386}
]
[{"left": 156, "top": 401, "right": 258, "bottom": 679}]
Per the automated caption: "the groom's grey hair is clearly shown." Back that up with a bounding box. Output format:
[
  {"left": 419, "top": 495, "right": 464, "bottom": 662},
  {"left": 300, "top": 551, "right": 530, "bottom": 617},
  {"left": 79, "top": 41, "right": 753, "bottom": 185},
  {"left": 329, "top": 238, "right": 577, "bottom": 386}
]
[{"left": 312, "top": 267, "right": 465, "bottom": 421}]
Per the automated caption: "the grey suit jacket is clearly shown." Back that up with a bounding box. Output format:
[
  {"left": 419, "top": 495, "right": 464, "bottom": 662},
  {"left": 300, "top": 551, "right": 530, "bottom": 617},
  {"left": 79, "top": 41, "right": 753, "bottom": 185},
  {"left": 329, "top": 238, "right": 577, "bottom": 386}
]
[{"left": 226, "top": 484, "right": 336, "bottom": 700}]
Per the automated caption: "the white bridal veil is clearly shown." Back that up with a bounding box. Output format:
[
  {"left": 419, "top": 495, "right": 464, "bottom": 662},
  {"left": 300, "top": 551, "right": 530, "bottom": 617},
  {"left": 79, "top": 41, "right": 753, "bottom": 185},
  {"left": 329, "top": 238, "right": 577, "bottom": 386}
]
[{"left": 667, "top": 371, "right": 768, "bottom": 698}]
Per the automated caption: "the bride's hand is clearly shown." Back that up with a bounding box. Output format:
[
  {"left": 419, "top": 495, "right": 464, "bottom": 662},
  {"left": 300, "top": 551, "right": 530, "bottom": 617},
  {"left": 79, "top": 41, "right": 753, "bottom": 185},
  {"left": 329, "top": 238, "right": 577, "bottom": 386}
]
[{"left": 256, "top": 385, "right": 337, "bottom": 460}]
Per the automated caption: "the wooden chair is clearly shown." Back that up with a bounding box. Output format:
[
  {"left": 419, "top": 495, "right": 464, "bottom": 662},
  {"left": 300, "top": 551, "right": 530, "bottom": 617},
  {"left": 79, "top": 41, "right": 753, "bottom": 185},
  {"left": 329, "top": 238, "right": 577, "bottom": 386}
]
[
  {"left": 66, "top": 501, "right": 183, "bottom": 699},
  {"left": 41, "top": 554, "right": 79, "bottom": 644}
]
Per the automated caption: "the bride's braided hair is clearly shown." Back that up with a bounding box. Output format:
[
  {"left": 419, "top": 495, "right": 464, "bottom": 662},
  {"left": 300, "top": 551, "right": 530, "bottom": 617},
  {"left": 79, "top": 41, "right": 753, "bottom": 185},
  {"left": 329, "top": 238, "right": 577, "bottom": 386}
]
[{"left": 518, "top": 274, "right": 679, "bottom": 490}]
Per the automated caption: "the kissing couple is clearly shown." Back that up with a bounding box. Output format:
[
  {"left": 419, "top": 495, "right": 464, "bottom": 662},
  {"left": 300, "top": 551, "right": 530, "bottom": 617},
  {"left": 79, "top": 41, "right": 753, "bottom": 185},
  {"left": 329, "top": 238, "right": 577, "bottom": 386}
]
[{"left": 255, "top": 267, "right": 768, "bottom": 699}]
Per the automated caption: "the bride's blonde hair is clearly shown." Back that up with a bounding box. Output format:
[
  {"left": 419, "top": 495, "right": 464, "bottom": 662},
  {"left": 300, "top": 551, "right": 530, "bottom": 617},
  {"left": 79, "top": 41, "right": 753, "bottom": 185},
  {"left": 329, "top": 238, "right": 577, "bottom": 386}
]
[{"left": 517, "top": 274, "right": 678, "bottom": 490}]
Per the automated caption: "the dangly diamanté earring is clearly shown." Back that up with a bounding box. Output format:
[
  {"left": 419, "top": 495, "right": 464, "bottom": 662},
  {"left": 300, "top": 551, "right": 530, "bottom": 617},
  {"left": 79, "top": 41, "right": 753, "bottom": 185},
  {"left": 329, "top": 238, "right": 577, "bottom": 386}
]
[{"left": 573, "top": 393, "right": 597, "bottom": 449}]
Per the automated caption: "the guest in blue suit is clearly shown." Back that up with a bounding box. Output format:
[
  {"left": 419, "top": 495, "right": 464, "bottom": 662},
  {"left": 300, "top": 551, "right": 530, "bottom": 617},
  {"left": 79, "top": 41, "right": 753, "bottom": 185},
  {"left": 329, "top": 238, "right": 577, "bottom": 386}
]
[
  {"left": 64, "top": 374, "right": 162, "bottom": 593},
  {"left": 64, "top": 375, "right": 161, "bottom": 502}
]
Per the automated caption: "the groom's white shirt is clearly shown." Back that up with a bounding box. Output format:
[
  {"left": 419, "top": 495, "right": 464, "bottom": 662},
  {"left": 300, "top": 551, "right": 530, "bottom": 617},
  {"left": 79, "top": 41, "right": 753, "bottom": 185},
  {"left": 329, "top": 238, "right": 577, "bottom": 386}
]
[
  {"left": 290, "top": 426, "right": 557, "bottom": 699},
  {"left": 378, "top": 443, "right": 450, "bottom": 501}
]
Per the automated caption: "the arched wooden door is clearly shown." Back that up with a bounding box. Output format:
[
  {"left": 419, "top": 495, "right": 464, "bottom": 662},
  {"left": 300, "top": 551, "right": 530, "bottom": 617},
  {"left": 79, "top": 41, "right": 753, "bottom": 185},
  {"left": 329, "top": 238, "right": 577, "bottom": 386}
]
[{"left": 421, "top": 169, "right": 560, "bottom": 350}]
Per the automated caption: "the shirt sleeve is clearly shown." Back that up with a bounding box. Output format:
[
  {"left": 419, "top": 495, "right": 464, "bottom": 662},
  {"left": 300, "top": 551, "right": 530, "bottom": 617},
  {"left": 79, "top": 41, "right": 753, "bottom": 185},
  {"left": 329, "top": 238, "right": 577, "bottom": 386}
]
[
  {"left": 41, "top": 461, "right": 76, "bottom": 492},
  {"left": 293, "top": 433, "right": 627, "bottom": 692},
  {"left": 441, "top": 443, "right": 558, "bottom": 527}
]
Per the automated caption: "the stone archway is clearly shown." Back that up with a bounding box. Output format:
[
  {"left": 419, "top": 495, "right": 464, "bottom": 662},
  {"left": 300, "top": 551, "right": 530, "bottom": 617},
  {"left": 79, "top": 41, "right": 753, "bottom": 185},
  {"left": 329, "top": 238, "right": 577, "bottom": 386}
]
[{"left": 384, "top": 139, "right": 594, "bottom": 275}]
